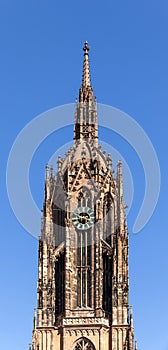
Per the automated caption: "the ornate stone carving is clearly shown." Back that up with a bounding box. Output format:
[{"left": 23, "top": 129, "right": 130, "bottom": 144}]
[
  {"left": 63, "top": 317, "right": 109, "bottom": 326},
  {"left": 31, "top": 42, "right": 137, "bottom": 350},
  {"left": 65, "top": 329, "right": 99, "bottom": 337},
  {"left": 72, "top": 337, "right": 95, "bottom": 350}
]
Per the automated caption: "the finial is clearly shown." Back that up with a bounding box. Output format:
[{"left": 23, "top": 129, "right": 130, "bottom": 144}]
[
  {"left": 83, "top": 41, "right": 90, "bottom": 54},
  {"left": 57, "top": 157, "right": 62, "bottom": 172},
  {"left": 45, "top": 164, "right": 49, "bottom": 180},
  {"left": 106, "top": 153, "right": 112, "bottom": 168},
  {"left": 50, "top": 165, "right": 54, "bottom": 178}
]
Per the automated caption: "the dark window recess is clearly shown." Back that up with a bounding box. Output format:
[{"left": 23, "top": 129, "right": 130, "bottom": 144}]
[
  {"left": 103, "top": 193, "right": 113, "bottom": 245},
  {"left": 103, "top": 254, "right": 112, "bottom": 315},
  {"left": 55, "top": 253, "right": 65, "bottom": 317},
  {"left": 52, "top": 204, "right": 66, "bottom": 247}
]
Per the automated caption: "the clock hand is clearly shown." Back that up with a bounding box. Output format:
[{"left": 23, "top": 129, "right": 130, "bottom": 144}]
[
  {"left": 78, "top": 213, "right": 85, "bottom": 219},
  {"left": 77, "top": 213, "right": 91, "bottom": 224}
]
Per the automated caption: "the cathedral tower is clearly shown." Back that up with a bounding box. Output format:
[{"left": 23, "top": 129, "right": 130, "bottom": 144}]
[{"left": 32, "top": 42, "right": 138, "bottom": 350}]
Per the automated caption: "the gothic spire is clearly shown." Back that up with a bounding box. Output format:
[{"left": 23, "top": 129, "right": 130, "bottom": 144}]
[
  {"left": 79, "top": 40, "right": 94, "bottom": 103},
  {"left": 74, "top": 42, "right": 98, "bottom": 146},
  {"left": 82, "top": 41, "right": 91, "bottom": 87}
]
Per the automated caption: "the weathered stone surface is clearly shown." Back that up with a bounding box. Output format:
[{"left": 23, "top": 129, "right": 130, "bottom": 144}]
[{"left": 31, "top": 42, "right": 136, "bottom": 350}]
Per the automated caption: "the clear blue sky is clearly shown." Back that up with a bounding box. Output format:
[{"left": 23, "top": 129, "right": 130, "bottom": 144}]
[{"left": 1, "top": 1, "right": 168, "bottom": 349}]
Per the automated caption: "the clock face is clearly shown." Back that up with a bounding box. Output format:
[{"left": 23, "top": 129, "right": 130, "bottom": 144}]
[{"left": 72, "top": 207, "right": 95, "bottom": 230}]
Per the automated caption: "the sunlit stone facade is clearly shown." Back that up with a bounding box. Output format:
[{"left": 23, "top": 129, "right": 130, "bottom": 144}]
[{"left": 31, "top": 42, "right": 138, "bottom": 350}]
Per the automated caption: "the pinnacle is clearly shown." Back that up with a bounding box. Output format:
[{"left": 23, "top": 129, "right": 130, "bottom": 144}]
[{"left": 82, "top": 41, "right": 91, "bottom": 87}]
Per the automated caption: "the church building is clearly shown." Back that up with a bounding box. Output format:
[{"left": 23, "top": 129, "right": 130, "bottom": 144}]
[{"left": 31, "top": 42, "right": 138, "bottom": 350}]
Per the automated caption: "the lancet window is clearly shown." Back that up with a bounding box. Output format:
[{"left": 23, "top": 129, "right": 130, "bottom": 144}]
[
  {"left": 103, "top": 193, "right": 113, "bottom": 245},
  {"left": 55, "top": 253, "right": 65, "bottom": 316},
  {"left": 76, "top": 188, "right": 92, "bottom": 308}
]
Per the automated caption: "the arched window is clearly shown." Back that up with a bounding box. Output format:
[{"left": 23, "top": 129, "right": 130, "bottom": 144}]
[
  {"left": 55, "top": 253, "right": 65, "bottom": 316},
  {"left": 76, "top": 188, "right": 92, "bottom": 308},
  {"left": 73, "top": 338, "right": 95, "bottom": 350},
  {"left": 103, "top": 193, "right": 113, "bottom": 315},
  {"left": 76, "top": 230, "right": 92, "bottom": 308},
  {"left": 103, "top": 193, "right": 113, "bottom": 245},
  {"left": 77, "top": 187, "right": 91, "bottom": 208}
]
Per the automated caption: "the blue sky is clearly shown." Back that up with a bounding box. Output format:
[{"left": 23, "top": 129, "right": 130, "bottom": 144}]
[{"left": 1, "top": 1, "right": 168, "bottom": 349}]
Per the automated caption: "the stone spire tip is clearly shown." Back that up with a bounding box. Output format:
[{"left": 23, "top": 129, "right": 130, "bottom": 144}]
[
  {"left": 82, "top": 41, "right": 91, "bottom": 87},
  {"left": 83, "top": 41, "right": 90, "bottom": 53}
]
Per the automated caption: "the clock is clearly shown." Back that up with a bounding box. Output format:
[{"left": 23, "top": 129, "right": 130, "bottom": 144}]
[{"left": 72, "top": 207, "right": 95, "bottom": 230}]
